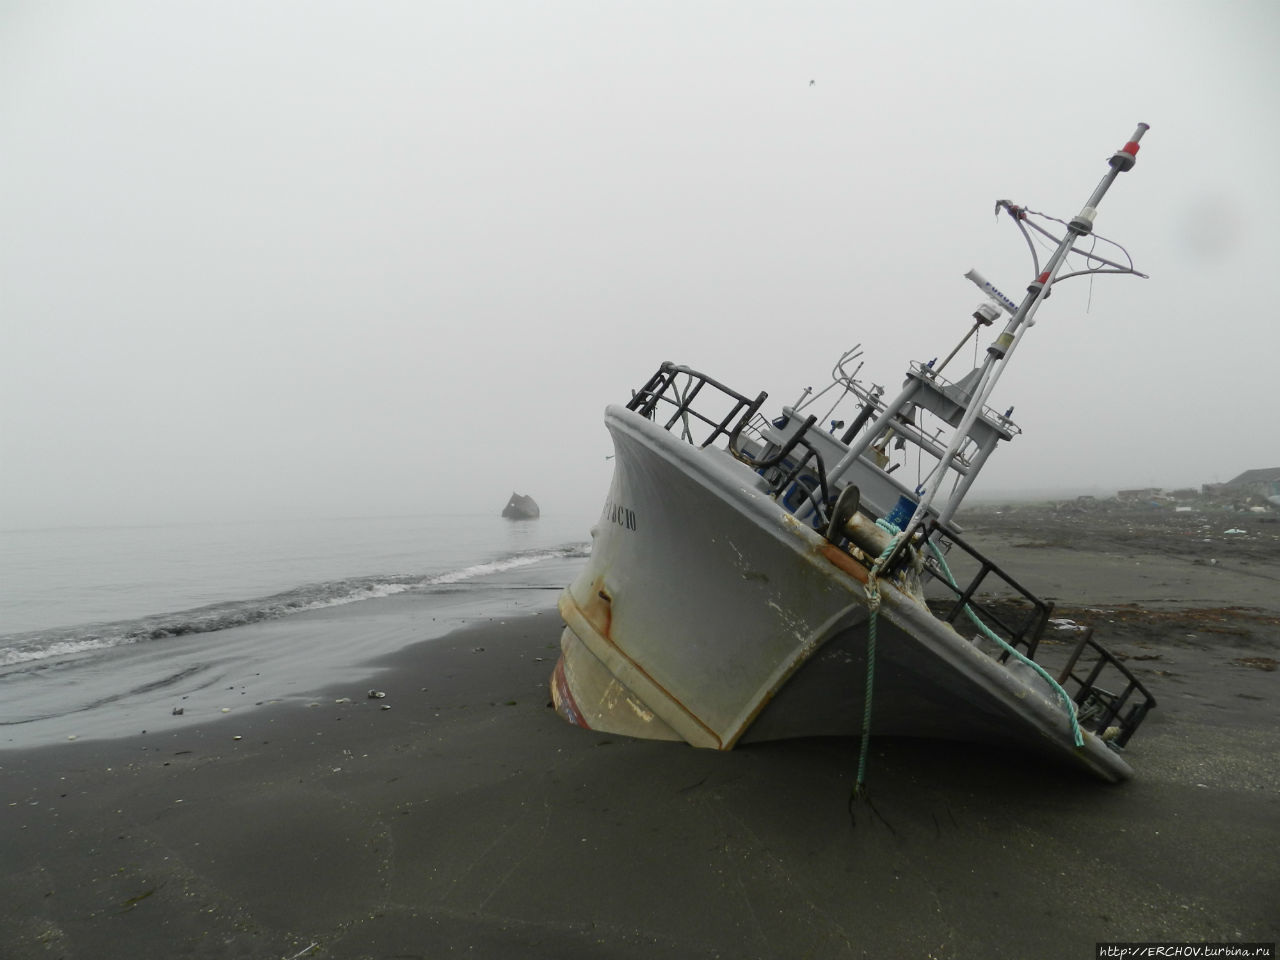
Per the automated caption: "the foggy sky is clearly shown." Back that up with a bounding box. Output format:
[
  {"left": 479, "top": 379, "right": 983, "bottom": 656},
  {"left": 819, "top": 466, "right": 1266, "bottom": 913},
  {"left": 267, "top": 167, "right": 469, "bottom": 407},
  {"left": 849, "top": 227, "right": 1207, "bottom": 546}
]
[{"left": 2, "top": 1, "right": 1277, "bottom": 530}]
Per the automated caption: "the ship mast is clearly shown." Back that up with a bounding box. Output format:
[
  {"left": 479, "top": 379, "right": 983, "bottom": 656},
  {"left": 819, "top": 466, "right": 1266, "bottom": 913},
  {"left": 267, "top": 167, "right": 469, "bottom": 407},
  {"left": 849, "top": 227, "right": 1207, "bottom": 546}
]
[{"left": 826, "top": 122, "right": 1150, "bottom": 551}]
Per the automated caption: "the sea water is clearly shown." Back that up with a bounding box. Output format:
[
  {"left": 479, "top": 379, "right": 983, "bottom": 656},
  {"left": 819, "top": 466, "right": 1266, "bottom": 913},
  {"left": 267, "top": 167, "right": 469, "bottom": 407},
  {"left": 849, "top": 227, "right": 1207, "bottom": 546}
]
[
  {"left": 0, "top": 512, "right": 592, "bottom": 667},
  {"left": 0, "top": 512, "right": 594, "bottom": 746}
]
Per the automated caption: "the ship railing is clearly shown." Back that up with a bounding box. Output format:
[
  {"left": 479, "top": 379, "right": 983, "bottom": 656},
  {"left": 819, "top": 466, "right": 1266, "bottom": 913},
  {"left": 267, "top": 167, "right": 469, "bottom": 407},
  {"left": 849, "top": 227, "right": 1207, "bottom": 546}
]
[
  {"left": 739, "top": 412, "right": 773, "bottom": 451},
  {"left": 1054, "top": 626, "right": 1156, "bottom": 747},
  {"left": 915, "top": 519, "right": 1156, "bottom": 744},
  {"left": 917, "top": 521, "right": 1055, "bottom": 659},
  {"left": 626, "top": 361, "right": 767, "bottom": 449},
  {"left": 729, "top": 418, "right": 835, "bottom": 528},
  {"left": 626, "top": 362, "right": 838, "bottom": 527}
]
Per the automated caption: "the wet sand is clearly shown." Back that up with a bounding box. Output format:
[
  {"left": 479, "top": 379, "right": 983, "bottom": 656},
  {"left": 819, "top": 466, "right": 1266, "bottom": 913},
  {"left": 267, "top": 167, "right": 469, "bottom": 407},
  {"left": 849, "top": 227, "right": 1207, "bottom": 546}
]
[{"left": 2, "top": 511, "right": 1277, "bottom": 958}]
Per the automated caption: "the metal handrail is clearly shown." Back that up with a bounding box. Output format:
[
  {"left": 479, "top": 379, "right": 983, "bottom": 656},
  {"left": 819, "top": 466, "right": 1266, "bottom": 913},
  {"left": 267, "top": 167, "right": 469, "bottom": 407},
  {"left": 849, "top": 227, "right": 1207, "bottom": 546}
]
[
  {"left": 726, "top": 418, "right": 834, "bottom": 528},
  {"left": 1055, "top": 627, "right": 1156, "bottom": 747},
  {"left": 627, "top": 362, "right": 837, "bottom": 527},
  {"left": 915, "top": 521, "right": 1155, "bottom": 744},
  {"left": 920, "top": 521, "right": 1054, "bottom": 658},
  {"left": 627, "top": 362, "right": 767, "bottom": 449}
]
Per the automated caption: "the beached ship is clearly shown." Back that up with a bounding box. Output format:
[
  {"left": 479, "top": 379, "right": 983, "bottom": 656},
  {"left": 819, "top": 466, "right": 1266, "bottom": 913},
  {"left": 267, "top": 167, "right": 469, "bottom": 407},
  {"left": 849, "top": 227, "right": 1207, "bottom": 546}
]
[{"left": 551, "top": 125, "right": 1157, "bottom": 782}]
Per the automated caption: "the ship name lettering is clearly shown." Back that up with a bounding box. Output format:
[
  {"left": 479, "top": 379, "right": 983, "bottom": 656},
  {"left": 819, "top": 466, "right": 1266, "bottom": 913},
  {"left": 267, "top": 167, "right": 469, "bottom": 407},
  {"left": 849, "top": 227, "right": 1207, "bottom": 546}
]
[{"left": 604, "top": 499, "right": 638, "bottom": 532}]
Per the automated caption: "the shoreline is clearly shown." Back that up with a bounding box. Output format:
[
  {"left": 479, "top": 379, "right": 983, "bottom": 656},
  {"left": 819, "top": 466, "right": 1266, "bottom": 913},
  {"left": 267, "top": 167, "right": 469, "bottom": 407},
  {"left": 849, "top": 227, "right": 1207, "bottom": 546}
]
[{"left": 0, "top": 557, "right": 581, "bottom": 751}]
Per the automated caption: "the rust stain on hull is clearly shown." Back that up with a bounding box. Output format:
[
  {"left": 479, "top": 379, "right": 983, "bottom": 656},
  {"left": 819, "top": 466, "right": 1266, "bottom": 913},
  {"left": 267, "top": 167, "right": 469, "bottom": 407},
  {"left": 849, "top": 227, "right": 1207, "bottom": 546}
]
[
  {"left": 557, "top": 587, "right": 723, "bottom": 748},
  {"left": 819, "top": 542, "right": 869, "bottom": 583}
]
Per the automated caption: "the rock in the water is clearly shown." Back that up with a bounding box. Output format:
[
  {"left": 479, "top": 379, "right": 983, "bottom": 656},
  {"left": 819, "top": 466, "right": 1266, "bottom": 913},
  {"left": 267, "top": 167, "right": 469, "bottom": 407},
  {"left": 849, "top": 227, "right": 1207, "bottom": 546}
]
[{"left": 501, "top": 492, "right": 540, "bottom": 520}]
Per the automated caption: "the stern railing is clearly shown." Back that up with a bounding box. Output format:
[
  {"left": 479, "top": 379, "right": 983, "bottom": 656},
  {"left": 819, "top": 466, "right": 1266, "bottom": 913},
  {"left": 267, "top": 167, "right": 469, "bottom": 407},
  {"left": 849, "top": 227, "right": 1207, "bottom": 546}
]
[
  {"left": 1055, "top": 627, "right": 1156, "bottom": 747},
  {"left": 912, "top": 518, "right": 1156, "bottom": 745},
  {"left": 919, "top": 522, "right": 1055, "bottom": 659}
]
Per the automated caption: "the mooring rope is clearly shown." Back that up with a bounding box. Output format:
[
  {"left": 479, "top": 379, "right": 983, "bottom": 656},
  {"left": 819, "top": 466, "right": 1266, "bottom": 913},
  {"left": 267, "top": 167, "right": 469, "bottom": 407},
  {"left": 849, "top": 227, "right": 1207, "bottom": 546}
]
[
  {"left": 924, "top": 539, "right": 1083, "bottom": 748},
  {"left": 854, "top": 518, "right": 1083, "bottom": 800},
  {"left": 854, "top": 520, "right": 904, "bottom": 797}
]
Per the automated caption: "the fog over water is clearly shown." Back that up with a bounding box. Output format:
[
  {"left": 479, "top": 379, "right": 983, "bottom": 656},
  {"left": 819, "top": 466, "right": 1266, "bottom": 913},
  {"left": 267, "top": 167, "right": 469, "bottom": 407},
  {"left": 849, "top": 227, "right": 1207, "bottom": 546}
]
[{"left": 3, "top": 2, "right": 1277, "bottom": 530}]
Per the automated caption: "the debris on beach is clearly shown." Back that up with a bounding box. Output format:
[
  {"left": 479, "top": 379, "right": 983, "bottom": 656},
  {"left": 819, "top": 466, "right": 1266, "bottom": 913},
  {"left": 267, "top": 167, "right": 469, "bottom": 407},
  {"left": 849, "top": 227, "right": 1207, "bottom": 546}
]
[{"left": 1049, "top": 618, "right": 1088, "bottom": 632}]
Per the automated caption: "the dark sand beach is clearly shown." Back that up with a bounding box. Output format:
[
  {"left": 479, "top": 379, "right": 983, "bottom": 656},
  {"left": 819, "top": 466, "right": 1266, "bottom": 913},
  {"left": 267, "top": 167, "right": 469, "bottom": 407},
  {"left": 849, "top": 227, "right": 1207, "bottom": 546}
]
[{"left": 3, "top": 508, "right": 1277, "bottom": 959}]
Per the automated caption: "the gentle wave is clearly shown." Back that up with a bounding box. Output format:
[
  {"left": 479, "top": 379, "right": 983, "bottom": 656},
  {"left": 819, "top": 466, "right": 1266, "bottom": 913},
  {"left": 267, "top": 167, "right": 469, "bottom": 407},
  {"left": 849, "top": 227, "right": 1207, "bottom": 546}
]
[{"left": 0, "top": 544, "right": 587, "bottom": 671}]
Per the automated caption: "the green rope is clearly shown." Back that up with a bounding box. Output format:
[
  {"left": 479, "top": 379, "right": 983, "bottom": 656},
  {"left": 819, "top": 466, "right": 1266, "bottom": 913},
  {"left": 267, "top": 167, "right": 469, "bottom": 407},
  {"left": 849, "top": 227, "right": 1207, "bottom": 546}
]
[
  {"left": 924, "top": 539, "right": 1083, "bottom": 748},
  {"left": 853, "top": 519, "right": 1083, "bottom": 797},
  {"left": 854, "top": 521, "right": 904, "bottom": 797}
]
